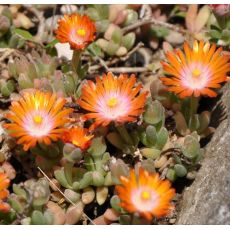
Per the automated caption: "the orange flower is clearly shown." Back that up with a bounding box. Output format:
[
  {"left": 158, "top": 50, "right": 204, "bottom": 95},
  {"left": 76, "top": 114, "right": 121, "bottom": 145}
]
[
  {"left": 0, "top": 172, "right": 10, "bottom": 213},
  {"left": 160, "top": 40, "right": 230, "bottom": 98},
  {"left": 62, "top": 127, "right": 93, "bottom": 150},
  {"left": 55, "top": 13, "right": 96, "bottom": 50},
  {"left": 116, "top": 168, "right": 175, "bottom": 221},
  {"left": 4, "top": 91, "right": 73, "bottom": 151},
  {"left": 78, "top": 72, "right": 148, "bottom": 130}
]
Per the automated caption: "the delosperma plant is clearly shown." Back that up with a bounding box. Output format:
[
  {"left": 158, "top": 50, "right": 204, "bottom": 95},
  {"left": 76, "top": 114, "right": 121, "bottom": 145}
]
[{"left": 0, "top": 4, "right": 230, "bottom": 225}]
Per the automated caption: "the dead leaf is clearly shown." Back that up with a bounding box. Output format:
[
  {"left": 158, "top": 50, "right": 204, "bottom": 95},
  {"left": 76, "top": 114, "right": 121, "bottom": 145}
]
[
  {"left": 46, "top": 201, "right": 66, "bottom": 225},
  {"left": 185, "top": 5, "right": 198, "bottom": 33},
  {"left": 194, "top": 5, "right": 210, "bottom": 33}
]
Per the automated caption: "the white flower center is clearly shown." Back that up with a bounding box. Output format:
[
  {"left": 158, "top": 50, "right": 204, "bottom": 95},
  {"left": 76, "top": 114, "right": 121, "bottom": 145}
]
[
  {"left": 23, "top": 110, "right": 54, "bottom": 137},
  {"left": 96, "top": 92, "right": 131, "bottom": 120},
  {"left": 131, "top": 187, "right": 159, "bottom": 212},
  {"left": 180, "top": 62, "right": 212, "bottom": 90}
]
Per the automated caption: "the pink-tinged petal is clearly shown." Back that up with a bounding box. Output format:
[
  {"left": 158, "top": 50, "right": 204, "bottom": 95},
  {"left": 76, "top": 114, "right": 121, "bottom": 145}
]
[
  {"left": 55, "top": 13, "right": 96, "bottom": 50},
  {"left": 78, "top": 72, "right": 148, "bottom": 129},
  {"left": 160, "top": 40, "right": 230, "bottom": 98},
  {"left": 115, "top": 168, "right": 175, "bottom": 221},
  {"left": 4, "top": 91, "right": 73, "bottom": 151}
]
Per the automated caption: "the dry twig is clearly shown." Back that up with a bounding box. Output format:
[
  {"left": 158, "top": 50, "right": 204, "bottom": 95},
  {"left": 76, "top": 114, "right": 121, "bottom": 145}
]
[
  {"left": 108, "top": 67, "right": 148, "bottom": 73},
  {"left": 122, "top": 18, "right": 187, "bottom": 34}
]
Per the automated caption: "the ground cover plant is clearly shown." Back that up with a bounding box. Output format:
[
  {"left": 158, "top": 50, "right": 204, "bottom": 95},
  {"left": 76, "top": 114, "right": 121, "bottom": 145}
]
[{"left": 0, "top": 4, "right": 229, "bottom": 225}]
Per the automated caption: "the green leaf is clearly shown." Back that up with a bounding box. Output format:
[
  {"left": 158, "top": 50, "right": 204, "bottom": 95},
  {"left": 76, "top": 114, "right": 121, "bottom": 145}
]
[
  {"left": 146, "top": 125, "right": 157, "bottom": 147},
  {"left": 14, "top": 28, "right": 34, "bottom": 41},
  {"left": 188, "top": 114, "right": 200, "bottom": 132},
  {"left": 166, "top": 168, "right": 177, "bottom": 182},
  {"left": 174, "top": 111, "right": 188, "bottom": 136},
  {"left": 143, "top": 100, "right": 165, "bottom": 125},
  {"left": 105, "top": 40, "right": 120, "bottom": 56},
  {"left": 151, "top": 26, "right": 169, "bottom": 38},
  {"left": 87, "top": 42, "right": 103, "bottom": 57},
  {"left": 182, "top": 135, "right": 200, "bottom": 159},
  {"left": 93, "top": 4, "right": 109, "bottom": 20},
  {"left": 140, "top": 147, "right": 161, "bottom": 159},
  {"left": 221, "top": 29, "right": 230, "bottom": 41},
  {"left": 84, "top": 155, "right": 95, "bottom": 171},
  {"left": 13, "top": 184, "right": 27, "bottom": 200},
  {"left": 79, "top": 172, "right": 93, "bottom": 189},
  {"left": 121, "top": 32, "right": 136, "bottom": 50},
  {"left": 174, "top": 164, "right": 187, "bottom": 177},
  {"left": 64, "top": 163, "right": 73, "bottom": 185},
  {"left": 156, "top": 127, "right": 168, "bottom": 150},
  {"left": 88, "top": 136, "right": 107, "bottom": 156},
  {"left": 54, "top": 169, "right": 72, "bottom": 189},
  {"left": 110, "top": 195, "right": 122, "bottom": 212},
  {"left": 210, "top": 29, "right": 222, "bottom": 39},
  {"left": 107, "top": 132, "right": 124, "bottom": 150},
  {"left": 111, "top": 27, "right": 122, "bottom": 44},
  {"left": 8, "top": 197, "right": 23, "bottom": 214},
  {"left": 31, "top": 210, "right": 46, "bottom": 225},
  {"left": 45, "top": 39, "right": 59, "bottom": 48}
]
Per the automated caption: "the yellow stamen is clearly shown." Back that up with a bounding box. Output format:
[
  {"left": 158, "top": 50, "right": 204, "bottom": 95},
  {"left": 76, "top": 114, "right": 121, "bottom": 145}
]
[
  {"left": 192, "top": 68, "right": 201, "bottom": 77},
  {"left": 33, "top": 115, "right": 43, "bottom": 124},
  {"left": 77, "top": 29, "right": 86, "bottom": 36},
  {"left": 141, "top": 191, "right": 151, "bottom": 200},
  {"left": 107, "top": 97, "right": 118, "bottom": 107},
  {"left": 72, "top": 140, "right": 80, "bottom": 146}
]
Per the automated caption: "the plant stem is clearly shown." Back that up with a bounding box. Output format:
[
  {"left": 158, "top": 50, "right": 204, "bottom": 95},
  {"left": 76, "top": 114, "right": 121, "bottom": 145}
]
[
  {"left": 71, "top": 50, "right": 82, "bottom": 81},
  {"left": 189, "top": 96, "right": 199, "bottom": 119},
  {"left": 116, "top": 125, "right": 133, "bottom": 145}
]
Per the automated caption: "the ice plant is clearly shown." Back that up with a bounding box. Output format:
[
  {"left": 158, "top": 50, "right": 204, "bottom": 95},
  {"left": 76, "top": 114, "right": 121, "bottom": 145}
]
[
  {"left": 4, "top": 91, "right": 73, "bottom": 151},
  {"left": 55, "top": 13, "right": 96, "bottom": 50},
  {"left": 116, "top": 168, "right": 175, "bottom": 221},
  {"left": 78, "top": 72, "right": 148, "bottom": 130},
  {"left": 160, "top": 40, "right": 230, "bottom": 98},
  {"left": 0, "top": 172, "right": 10, "bottom": 213},
  {"left": 55, "top": 13, "right": 96, "bottom": 81},
  {"left": 62, "top": 126, "right": 93, "bottom": 150}
]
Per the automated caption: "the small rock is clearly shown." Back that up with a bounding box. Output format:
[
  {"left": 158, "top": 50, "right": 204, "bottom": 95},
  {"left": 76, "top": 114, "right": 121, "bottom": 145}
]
[
  {"left": 60, "top": 5, "right": 78, "bottom": 15},
  {"left": 177, "top": 83, "right": 230, "bottom": 224},
  {"left": 169, "top": 218, "right": 176, "bottom": 224},
  {"left": 165, "top": 30, "right": 184, "bottom": 46},
  {"left": 55, "top": 43, "right": 73, "bottom": 61}
]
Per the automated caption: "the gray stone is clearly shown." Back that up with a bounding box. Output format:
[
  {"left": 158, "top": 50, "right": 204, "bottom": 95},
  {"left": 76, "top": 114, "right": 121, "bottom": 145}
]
[{"left": 176, "top": 83, "right": 230, "bottom": 224}]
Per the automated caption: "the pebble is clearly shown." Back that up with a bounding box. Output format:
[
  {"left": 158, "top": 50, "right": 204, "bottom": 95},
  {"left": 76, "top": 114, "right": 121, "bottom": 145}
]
[
  {"left": 169, "top": 218, "right": 176, "bottom": 224},
  {"left": 60, "top": 5, "right": 78, "bottom": 15}
]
